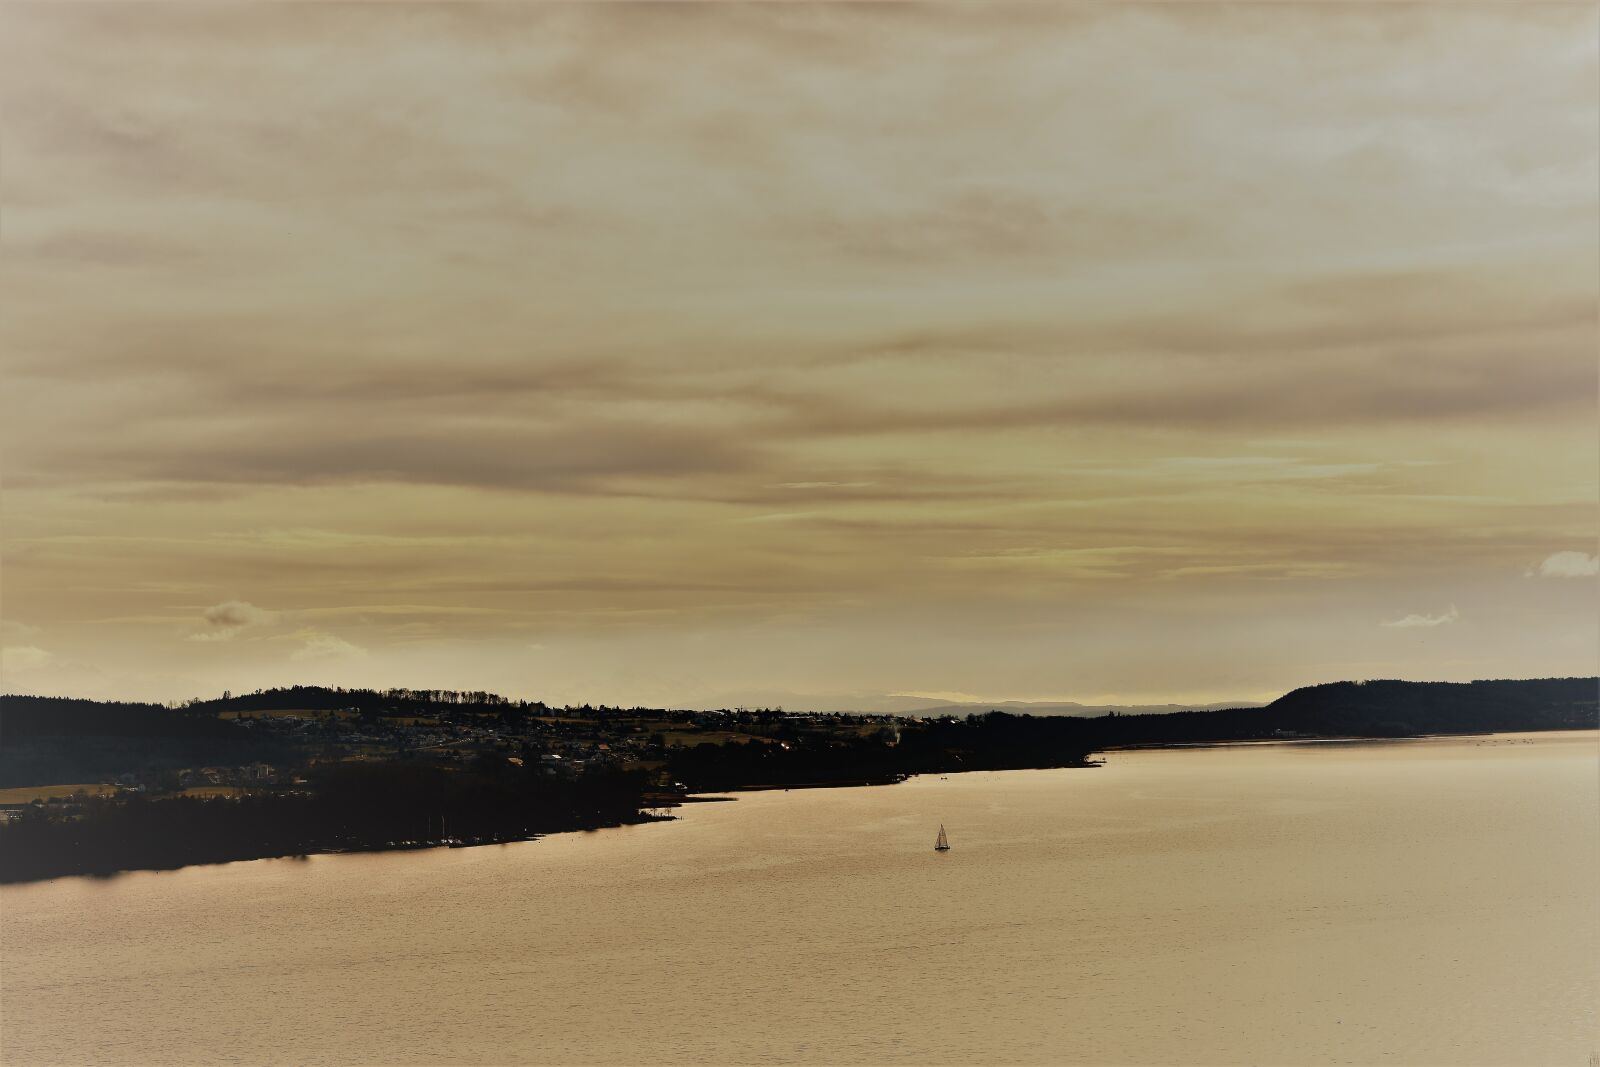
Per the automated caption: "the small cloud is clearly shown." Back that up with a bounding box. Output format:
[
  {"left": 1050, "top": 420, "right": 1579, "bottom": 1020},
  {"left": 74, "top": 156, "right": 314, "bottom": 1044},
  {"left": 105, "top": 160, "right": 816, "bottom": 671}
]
[
  {"left": 203, "top": 600, "right": 279, "bottom": 629},
  {"left": 192, "top": 600, "right": 280, "bottom": 642},
  {"left": 1381, "top": 604, "right": 1459, "bottom": 629},
  {"left": 0, "top": 620, "right": 41, "bottom": 642},
  {"left": 290, "top": 633, "right": 368, "bottom": 662},
  {"left": 2, "top": 645, "right": 53, "bottom": 673},
  {"left": 1534, "top": 551, "right": 1599, "bottom": 578}
]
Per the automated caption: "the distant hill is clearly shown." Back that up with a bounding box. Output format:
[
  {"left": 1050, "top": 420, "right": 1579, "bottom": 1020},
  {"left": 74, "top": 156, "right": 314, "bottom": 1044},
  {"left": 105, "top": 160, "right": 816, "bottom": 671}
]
[
  {"left": 1068, "top": 676, "right": 1596, "bottom": 747},
  {"left": 904, "top": 699, "right": 1266, "bottom": 719},
  {"left": 1260, "top": 677, "right": 1597, "bottom": 735},
  {"left": 0, "top": 695, "right": 234, "bottom": 740}
]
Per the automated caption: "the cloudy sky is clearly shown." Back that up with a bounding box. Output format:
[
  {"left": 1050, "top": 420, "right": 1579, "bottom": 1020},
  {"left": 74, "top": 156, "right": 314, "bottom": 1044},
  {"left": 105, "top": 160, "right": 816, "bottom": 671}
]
[{"left": 2, "top": 3, "right": 1595, "bottom": 710}]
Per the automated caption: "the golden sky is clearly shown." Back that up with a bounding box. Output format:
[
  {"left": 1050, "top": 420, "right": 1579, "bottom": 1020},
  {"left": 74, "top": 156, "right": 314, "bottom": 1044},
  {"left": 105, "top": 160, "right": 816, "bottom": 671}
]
[{"left": 2, "top": 3, "right": 1596, "bottom": 710}]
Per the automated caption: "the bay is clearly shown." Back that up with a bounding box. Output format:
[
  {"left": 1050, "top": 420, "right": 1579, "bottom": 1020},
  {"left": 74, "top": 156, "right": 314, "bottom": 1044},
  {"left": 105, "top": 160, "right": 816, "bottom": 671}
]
[{"left": 3, "top": 731, "right": 1595, "bottom": 1065}]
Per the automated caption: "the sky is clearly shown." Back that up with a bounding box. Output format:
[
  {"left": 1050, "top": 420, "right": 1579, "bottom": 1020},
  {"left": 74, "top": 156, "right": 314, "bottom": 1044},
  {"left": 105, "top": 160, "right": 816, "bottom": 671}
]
[{"left": 2, "top": 3, "right": 1596, "bottom": 711}]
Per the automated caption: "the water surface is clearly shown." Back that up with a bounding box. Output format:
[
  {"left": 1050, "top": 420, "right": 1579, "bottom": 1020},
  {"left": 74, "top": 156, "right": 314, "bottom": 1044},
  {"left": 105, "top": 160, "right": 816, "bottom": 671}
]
[{"left": 3, "top": 731, "right": 1595, "bottom": 1064}]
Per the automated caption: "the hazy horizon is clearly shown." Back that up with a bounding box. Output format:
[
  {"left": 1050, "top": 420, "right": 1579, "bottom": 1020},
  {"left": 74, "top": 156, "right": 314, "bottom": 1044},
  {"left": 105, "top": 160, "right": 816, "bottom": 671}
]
[{"left": 3, "top": 4, "right": 1596, "bottom": 710}]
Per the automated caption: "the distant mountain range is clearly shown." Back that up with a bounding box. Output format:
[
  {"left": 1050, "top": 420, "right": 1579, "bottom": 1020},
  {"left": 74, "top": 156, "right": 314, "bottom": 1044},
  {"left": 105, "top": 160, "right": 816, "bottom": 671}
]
[{"left": 893, "top": 698, "right": 1266, "bottom": 718}]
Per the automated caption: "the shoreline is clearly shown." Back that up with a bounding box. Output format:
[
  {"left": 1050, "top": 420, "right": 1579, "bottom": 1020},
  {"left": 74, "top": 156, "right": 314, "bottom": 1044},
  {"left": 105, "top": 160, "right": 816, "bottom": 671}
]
[
  {"left": 1102, "top": 725, "right": 1599, "bottom": 753},
  {"left": 4, "top": 728, "right": 1590, "bottom": 886},
  {"left": 0, "top": 809, "right": 672, "bottom": 886},
  {"left": 0, "top": 763, "right": 1096, "bottom": 886}
]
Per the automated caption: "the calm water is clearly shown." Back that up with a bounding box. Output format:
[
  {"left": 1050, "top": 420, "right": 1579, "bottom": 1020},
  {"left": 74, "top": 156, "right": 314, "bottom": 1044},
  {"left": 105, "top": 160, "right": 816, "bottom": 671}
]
[{"left": 2, "top": 732, "right": 1595, "bottom": 1065}]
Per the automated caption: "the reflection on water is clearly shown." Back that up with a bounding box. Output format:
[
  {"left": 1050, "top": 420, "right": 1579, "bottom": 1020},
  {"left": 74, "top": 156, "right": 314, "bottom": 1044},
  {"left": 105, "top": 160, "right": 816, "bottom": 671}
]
[{"left": 3, "top": 731, "right": 1596, "bottom": 1065}]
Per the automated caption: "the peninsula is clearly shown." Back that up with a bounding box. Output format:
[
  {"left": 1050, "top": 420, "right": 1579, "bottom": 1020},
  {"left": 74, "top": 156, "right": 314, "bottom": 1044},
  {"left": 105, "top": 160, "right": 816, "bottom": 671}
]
[{"left": 1, "top": 676, "right": 1593, "bottom": 883}]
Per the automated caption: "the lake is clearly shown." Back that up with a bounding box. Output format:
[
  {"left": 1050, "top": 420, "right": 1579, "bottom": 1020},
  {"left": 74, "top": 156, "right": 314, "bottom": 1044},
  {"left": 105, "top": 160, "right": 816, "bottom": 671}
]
[{"left": 2, "top": 731, "right": 1595, "bottom": 1065}]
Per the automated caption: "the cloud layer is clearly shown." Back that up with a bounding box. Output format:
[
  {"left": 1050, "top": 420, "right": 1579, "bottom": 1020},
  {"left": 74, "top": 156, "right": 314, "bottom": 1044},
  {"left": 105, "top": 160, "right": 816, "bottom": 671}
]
[{"left": 1, "top": 4, "right": 1594, "bottom": 706}]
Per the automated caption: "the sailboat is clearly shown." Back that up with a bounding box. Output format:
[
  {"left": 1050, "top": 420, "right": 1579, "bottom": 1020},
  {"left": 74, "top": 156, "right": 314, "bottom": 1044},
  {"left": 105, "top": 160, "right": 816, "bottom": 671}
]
[{"left": 934, "top": 824, "right": 950, "bottom": 852}]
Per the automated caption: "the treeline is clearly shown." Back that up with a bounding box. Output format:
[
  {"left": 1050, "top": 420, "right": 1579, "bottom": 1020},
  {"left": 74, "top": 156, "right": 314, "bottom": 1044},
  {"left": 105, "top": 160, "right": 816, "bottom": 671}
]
[
  {"left": 0, "top": 689, "right": 544, "bottom": 740},
  {"left": 667, "top": 714, "right": 1100, "bottom": 791},
  {"left": 1, "top": 695, "right": 239, "bottom": 742},
  {"left": 0, "top": 757, "right": 658, "bottom": 883},
  {"left": 0, "top": 695, "right": 292, "bottom": 789},
  {"left": 190, "top": 685, "right": 535, "bottom": 715}
]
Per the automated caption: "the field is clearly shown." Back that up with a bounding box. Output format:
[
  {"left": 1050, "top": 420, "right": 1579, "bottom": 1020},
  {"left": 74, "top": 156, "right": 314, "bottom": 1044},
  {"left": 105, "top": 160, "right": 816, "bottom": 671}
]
[
  {"left": 0, "top": 783, "right": 115, "bottom": 804},
  {"left": 660, "top": 730, "right": 783, "bottom": 748}
]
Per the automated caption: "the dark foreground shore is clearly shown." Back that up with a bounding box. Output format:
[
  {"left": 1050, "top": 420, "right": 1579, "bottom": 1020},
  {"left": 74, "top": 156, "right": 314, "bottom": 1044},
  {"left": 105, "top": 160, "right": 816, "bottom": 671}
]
[
  {"left": 0, "top": 729, "right": 1575, "bottom": 885},
  {"left": 0, "top": 761, "right": 668, "bottom": 885},
  {"left": 0, "top": 755, "right": 1096, "bottom": 885}
]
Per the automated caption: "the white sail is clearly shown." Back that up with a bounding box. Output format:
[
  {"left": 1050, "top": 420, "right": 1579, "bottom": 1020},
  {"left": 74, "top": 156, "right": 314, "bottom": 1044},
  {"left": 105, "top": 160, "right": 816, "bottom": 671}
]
[{"left": 935, "top": 825, "right": 950, "bottom": 850}]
